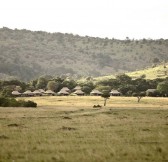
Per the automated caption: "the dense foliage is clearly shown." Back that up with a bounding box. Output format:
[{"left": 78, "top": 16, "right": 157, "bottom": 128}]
[
  {"left": 157, "top": 81, "right": 168, "bottom": 96},
  {"left": 0, "top": 74, "right": 168, "bottom": 97},
  {"left": 0, "top": 27, "right": 168, "bottom": 81}
]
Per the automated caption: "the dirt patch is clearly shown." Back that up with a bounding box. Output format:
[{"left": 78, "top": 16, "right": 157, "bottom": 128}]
[
  {"left": 0, "top": 135, "right": 9, "bottom": 139},
  {"left": 59, "top": 126, "right": 77, "bottom": 131},
  {"left": 62, "top": 116, "right": 72, "bottom": 119},
  {"left": 0, "top": 118, "right": 7, "bottom": 120},
  {"left": 82, "top": 114, "right": 94, "bottom": 117},
  {"left": 8, "top": 123, "right": 20, "bottom": 127},
  {"left": 139, "top": 141, "right": 162, "bottom": 144},
  {"left": 141, "top": 128, "right": 151, "bottom": 131},
  {"left": 7, "top": 123, "right": 27, "bottom": 128}
]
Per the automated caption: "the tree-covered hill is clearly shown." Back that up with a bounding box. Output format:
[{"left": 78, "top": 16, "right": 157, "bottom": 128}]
[{"left": 0, "top": 27, "right": 168, "bottom": 81}]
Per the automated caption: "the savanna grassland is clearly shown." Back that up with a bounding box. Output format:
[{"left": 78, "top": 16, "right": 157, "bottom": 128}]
[{"left": 0, "top": 96, "right": 168, "bottom": 162}]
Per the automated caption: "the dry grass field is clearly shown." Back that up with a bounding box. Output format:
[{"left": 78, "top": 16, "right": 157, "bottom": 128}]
[{"left": 0, "top": 96, "right": 168, "bottom": 162}]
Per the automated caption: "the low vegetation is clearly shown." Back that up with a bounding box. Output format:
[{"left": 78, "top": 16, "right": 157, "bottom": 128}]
[
  {"left": 0, "top": 96, "right": 168, "bottom": 162},
  {"left": 0, "top": 97, "right": 37, "bottom": 107}
]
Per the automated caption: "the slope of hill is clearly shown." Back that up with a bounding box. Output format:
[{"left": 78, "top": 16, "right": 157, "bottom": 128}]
[
  {"left": 93, "top": 63, "right": 168, "bottom": 81},
  {"left": 127, "top": 63, "right": 168, "bottom": 80},
  {"left": 0, "top": 27, "right": 168, "bottom": 81}
]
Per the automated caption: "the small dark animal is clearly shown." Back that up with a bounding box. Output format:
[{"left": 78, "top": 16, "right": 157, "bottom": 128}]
[{"left": 93, "top": 104, "right": 102, "bottom": 108}]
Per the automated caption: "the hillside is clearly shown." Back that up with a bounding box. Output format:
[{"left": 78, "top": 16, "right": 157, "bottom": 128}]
[
  {"left": 127, "top": 63, "right": 168, "bottom": 80},
  {"left": 0, "top": 27, "right": 168, "bottom": 81},
  {"left": 94, "top": 63, "right": 168, "bottom": 81}
]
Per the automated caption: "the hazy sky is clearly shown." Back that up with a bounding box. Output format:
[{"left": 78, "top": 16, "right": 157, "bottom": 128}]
[{"left": 0, "top": 0, "right": 168, "bottom": 39}]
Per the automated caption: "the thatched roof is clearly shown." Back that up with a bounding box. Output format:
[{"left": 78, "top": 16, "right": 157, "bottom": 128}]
[
  {"left": 74, "top": 89, "right": 84, "bottom": 95},
  {"left": 60, "top": 87, "right": 70, "bottom": 92},
  {"left": 23, "top": 90, "right": 34, "bottom": 95},
  {"left": 58, "top": 90, "right": 69, "bottom": 95},
  {"left": 33, "top": 90, "right": 42, "bottom": 94},
  {"left": 90, "top": 89, "right": 102, "bottom": 95},
  {"left": 110, "top": 90, "right": 120, "bottom": 94},
  {"left": 73, "top": 86, "right": 81, "bottom": 90},
  {"left": 12, "top": 91, "right": 21, "bottom": 95},
  {"left": 45, "top": 90, "right": 55, "bottom": 94},
  {"left": 146, "top": 89, "right": 157, "bottom": 93},
  {"left": 38, "top": 89, "right": 45, "bottom": 93}
]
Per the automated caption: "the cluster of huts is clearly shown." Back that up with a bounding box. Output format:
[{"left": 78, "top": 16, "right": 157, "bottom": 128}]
[{"left": 11, "top": 86, "right": 121, "bottom": 97}]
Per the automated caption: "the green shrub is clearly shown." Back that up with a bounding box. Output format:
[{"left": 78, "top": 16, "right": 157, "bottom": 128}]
[
  {"left": 0, "top": 97, "right": 9, "bottom": 107},
  {"left": 22, "top": 100, "right": 37, "bottom": 107},
  {"left": 8, "top": 98, "right": 20, "bottom": 107},
  {"left": 0, "top": 97, "right": 37, "bottom": 108}
]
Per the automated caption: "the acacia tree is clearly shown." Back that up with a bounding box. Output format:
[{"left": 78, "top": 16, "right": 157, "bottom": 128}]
[
  {"left": 101, "top": 92, "right": 110, "bottom": 106},
  {"left": 132, "top": 92, "right": 146, "bottom": 103}
]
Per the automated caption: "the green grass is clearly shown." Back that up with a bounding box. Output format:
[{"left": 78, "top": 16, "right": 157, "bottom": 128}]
[
  {"left": 127, "top": 64, "right": 168, "bottom": 80},
  {"left": 0, "top": 96, "right": 168, "bottom": 162},
  {"left": 93, "top": 75, "right": 115, "bottom": 82},
  {"left": 94, "top": 63, "right": 168, "bottom": 80}
]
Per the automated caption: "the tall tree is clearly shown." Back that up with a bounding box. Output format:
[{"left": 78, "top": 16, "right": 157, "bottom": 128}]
[
  {"left": 47, "top": 81, "right": 57, "bottom": 91},
  {"left": 36, "top": 77, "right": 48, "bottom": 89}
]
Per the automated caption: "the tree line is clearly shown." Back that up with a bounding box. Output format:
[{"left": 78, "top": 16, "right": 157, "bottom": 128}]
[{"left": 0, "top": 74, "right": 168, "bottom": 97}]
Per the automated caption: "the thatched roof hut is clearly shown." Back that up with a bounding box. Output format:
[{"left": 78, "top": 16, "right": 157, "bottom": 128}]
[
  {"left": 110, "top": 90, "right": 121, "bottom": 96},
  {"left": 61, "top": 87, "right": 70, "bottom": 92},
  {"left": 74, "top": 89, "right": 85, "bottom": 96},
  {"left": 23, "top": 90, "right": 34, "bottom": 96},
  {"left": 146, "top": 89, "right": 157, "bottom": 96},
  {"left": 58, "top": 90, "right": 69, "bottom": 96},
  {"left": 90, "top": 89, "right": 102, "bottom": 96},
  {"left": 12, "top": 91, "right": 21, "bottom": 96},
  {"left": 44, "top": 90, "right": 55, "bottom": 95},
  {"left": 38, "top": 89, "right": 45, "bottom": 93},
  {"left": 73, "top": 86, "right": 81, "bottom": 91},
  {"left": 146, "top": 89, "right": 157, "bottom": 93},
  {"left": 33, "top": 90, "right": 42, "bottom": 96}
]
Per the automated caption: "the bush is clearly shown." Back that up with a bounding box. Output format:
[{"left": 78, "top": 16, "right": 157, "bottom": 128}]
[
  {"left": 0, "top": 97, "right": 37, "bottom": 107},
  {"left": 0, "top": 97, "right": 9, "bottom": 107},
  {"left": 22, "top": 100, "right": 37, "bottom": 107},
  {"left": 9, "top": 98, "right": 20, "bottom": 107}
]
